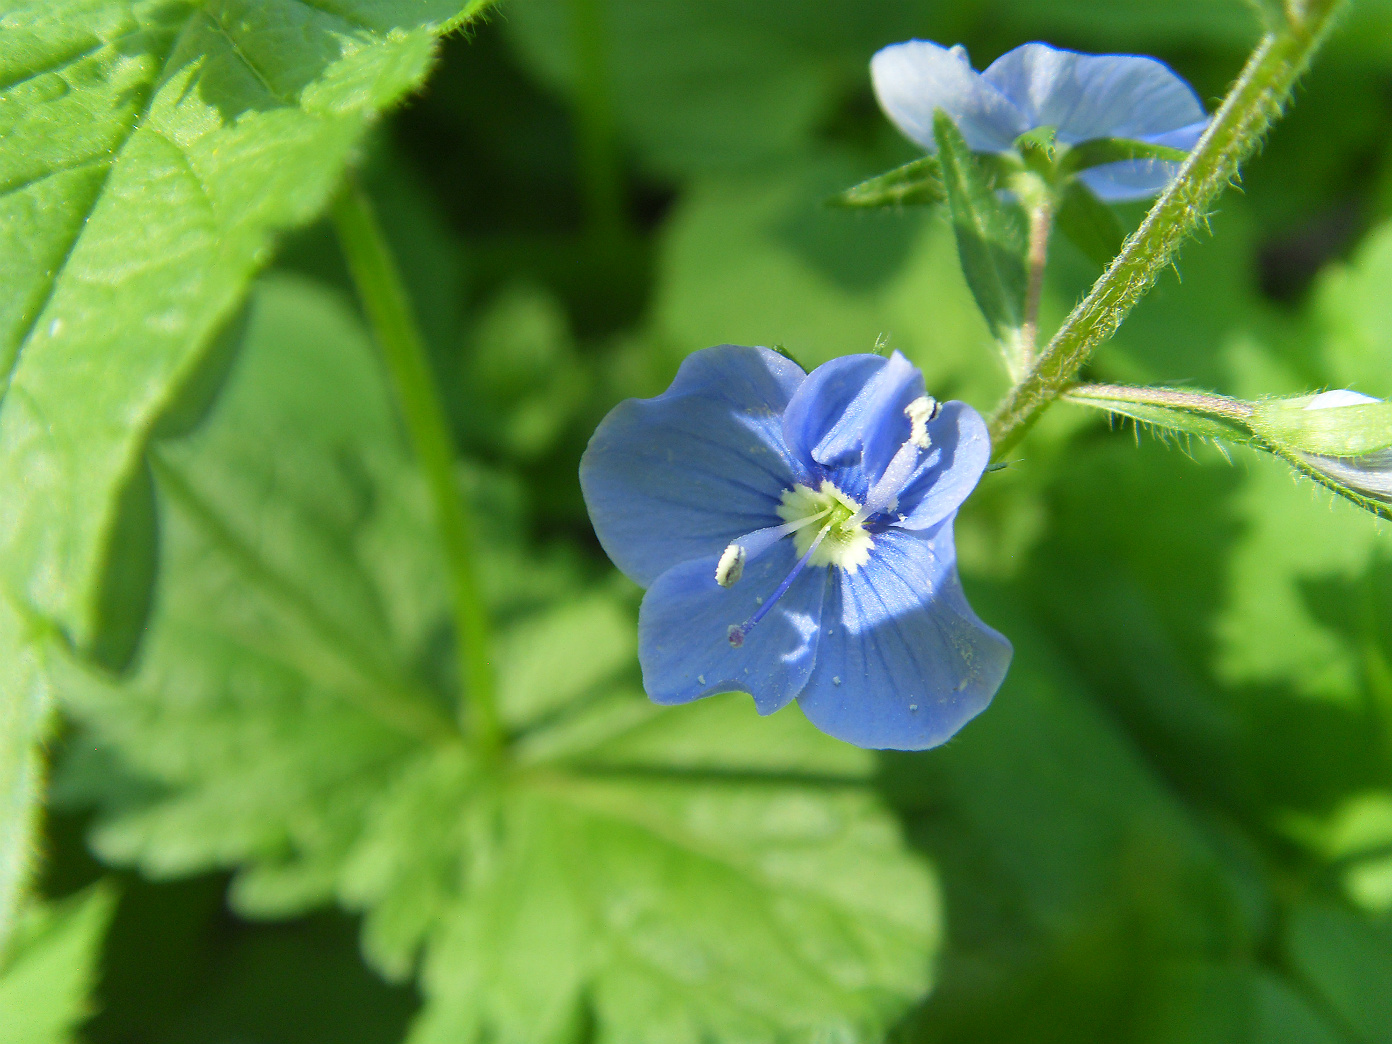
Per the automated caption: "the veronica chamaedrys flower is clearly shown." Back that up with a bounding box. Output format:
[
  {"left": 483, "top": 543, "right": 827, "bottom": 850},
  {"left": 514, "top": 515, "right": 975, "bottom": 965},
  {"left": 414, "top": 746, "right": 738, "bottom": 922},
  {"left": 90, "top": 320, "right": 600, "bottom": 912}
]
[
  {"left": 871, "top": 40, "right": 1209, "bottom": 201},
  {"left": 1290, "top": 390, "right": 1392, "bottom": 505},
  {"left": 579, "top": 345, "right": 1011, "bottom": 750}
]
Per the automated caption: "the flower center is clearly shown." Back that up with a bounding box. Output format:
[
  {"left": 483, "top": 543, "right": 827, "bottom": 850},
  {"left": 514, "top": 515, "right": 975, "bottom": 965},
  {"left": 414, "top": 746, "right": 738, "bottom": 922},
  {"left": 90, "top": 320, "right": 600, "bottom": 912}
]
[{"left": 777, "top": 480, "right": 873, "bottom": 573}]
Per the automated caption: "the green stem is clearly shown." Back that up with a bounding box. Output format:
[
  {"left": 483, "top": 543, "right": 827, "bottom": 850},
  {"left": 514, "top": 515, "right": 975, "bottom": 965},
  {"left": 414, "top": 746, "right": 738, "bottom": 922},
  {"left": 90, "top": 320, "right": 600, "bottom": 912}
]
[
  {"left": 1019, "top": 198, "right": 1053, "bottom": 372},
  {"left": 568, "top": 0, "right": 625, "bottom": 243},
  {"left": 988, "top": 0, "right": 1345, "bottom": 457},
  {"left": 331, "top": 178, "right": 501, "bottom": 760}
]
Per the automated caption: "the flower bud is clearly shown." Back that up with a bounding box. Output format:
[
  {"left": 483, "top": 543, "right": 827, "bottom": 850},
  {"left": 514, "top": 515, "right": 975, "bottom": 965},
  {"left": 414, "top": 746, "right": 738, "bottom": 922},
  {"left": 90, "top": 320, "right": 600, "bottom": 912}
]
[{"left": 1252, "top": 391, "right": 1392, "bottom": 507}]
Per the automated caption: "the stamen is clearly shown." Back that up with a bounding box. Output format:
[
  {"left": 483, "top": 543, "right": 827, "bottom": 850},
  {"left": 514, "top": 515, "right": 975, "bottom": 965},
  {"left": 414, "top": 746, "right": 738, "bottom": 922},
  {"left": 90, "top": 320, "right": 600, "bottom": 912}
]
[
  {"left": 727, "top": 523, "right": 831, "bottom": 646},
  {"left": 715, "top": 544, "right": 746, "bottom": 587},
  {"left": 850, "top": 396, "right": 938, "bottom": 524},
  {"left": 714, "top": 509, "right": 830, "bottom": 587},
  {"left": 905, "top": 396, "right": 939, "bottom": 449}
]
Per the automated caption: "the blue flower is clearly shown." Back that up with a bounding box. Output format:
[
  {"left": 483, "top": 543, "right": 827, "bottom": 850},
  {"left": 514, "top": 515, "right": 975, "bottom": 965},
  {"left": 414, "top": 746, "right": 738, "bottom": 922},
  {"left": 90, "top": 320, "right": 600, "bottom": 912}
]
[
  {"left": 579, "top": 345, "right": 1012, "bottom": 750},
  {"left": 871, "top": 40, "right": 1209, "bottom": 202}
]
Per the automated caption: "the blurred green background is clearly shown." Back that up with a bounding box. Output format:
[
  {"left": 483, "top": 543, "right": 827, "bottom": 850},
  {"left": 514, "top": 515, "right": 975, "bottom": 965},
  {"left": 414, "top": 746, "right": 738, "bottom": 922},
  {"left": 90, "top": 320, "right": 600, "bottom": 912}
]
[{"left": 32, "top": 0, "right": 1392, "bottom": 1040}]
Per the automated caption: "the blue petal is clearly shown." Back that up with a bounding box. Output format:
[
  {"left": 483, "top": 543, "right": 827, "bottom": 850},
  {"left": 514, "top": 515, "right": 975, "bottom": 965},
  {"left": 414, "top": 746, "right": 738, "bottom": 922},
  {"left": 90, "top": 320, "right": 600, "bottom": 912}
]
[
  {"left": 894, "top": 401, "right": 992, "bottom": 530},
  {"left": 782, "top": 351, "right": 927, "bottom": 495},
  {"left": 638, "top": 541, "right": 827, "bottom": 714},
  {"left": 1076, "top": 118, "right": 1208, "bottom": 201},
  {"left": 796, "top": 524, "right": 1011, "bottom": 750},
  {"left": 781, "top": 353, "right": 883, "bottom": 495},
  {"left": 981, "top": 43, "right": 1206, "bottom": 146},
  {"left": 871, "top": 41, "right": 1026, "bottom": 154},
  {"left": 580, "top": 345, "right": 805, "bottom": 586}
]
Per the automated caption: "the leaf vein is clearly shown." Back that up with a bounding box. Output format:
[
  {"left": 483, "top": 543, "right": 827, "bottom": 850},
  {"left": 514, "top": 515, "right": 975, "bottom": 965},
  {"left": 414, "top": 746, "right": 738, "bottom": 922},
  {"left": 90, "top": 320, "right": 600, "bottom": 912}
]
[
  {"left": 1, "top": 14, "right": 200, "bottom": 396},
  {"left": 197, "top": 8, "right": 293, "bottom": 106}
]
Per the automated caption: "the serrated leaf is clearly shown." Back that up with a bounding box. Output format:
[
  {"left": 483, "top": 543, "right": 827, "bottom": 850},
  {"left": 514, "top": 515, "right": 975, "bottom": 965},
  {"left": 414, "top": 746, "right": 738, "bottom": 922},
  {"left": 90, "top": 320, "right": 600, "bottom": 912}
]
[
  {"left": 1059, "top": 137, "right": 1190, "bottom": 175},
  {"left": 0, "top": 886, "right": 116, "bottom": 1043},
  {"left": 0, "top": 0, "right": 489, "bottom": 650},
  {"left": 933, "top": 111, "right": 1029, "bottom": 350},
  {"left": 1056, "top": 178, "right": 1128, "bottom": 268},
  {"left": 0, "top": 0, "right": 491, "bottom": 945},
  {"left": 56, "top": 276, "right": 940, "bottom": 1044},
  {"left": 828, "top": 157, "right": 945, "bottom": 209}
]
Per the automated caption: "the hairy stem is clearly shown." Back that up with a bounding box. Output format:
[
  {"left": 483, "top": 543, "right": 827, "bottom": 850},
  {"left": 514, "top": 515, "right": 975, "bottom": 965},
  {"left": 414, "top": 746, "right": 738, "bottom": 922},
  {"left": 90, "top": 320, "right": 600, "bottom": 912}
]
[
  {"left": 988, "top": 0, "right": 1345, "bottom": 456},
  {"left": 1066, "top": 382, "right": 1254, "bottom": 419},
  {"left": 1019, "top": 199, "right": 1053, "bottom": 371},
  {"left": 331, "top": 178, "right": 501, "bottom": 760}
]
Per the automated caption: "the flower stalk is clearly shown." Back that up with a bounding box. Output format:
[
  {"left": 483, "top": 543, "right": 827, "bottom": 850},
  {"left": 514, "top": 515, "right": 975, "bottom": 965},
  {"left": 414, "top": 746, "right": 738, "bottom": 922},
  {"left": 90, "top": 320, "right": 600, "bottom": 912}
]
[
  {"left": 987, "top": 0, "right": 1347, "bottom": 456},
  {"left": 1019, "top": 198, "right": 1053, "bottom": 370},
  {"left": 331, "top": 177, "right": 502, "bottom": 760}
]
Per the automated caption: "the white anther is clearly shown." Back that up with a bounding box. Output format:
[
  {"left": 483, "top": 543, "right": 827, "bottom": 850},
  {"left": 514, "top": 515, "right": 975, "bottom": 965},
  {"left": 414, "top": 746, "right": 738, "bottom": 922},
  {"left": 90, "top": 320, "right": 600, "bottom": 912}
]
[
  {"left": 715, "top": 543, "right": 746, "bottom": 587},
  {"left": 904, "top": 396, "right": 938, "bottom": 450}
]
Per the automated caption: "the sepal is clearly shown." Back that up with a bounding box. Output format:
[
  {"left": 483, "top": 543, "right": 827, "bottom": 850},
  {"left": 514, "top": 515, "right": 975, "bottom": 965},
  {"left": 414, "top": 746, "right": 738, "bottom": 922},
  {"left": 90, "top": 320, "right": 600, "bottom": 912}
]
[
  {"left": 933, "top": 110, "right": 1029, "bottom": 360},
  {"left": 828, "top": 157, "right": 946, "bottom": 208},
  {"left": 1063, "top": 384, "right": 1257, "bottom": 443},
  {"left": 1248, "top": 394, "right": 1392, "bottom": 458},
  {"left": 1058, "top": 137, "right": 1189, "bottom": 176}
]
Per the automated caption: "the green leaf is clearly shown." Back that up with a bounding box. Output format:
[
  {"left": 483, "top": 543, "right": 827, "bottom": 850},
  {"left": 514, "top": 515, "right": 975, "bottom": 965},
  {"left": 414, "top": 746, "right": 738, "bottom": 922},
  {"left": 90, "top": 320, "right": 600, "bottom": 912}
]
[
  {"left": 1055, "top": 178, "right": 1128, "bottom": 268},
  {"left": 933, "top": 111, "right": 1029, "bottom": 351},
  {"left": 1311, "top": 220, "right": 1392, "bottom": 392},
  {"left": 828, "top": 157, "right": 946, "bottom": 209},
  {"left": 0, "top": 886, "right": 116, "bottom": 1043},
  {"left": 0, "top": 0, "right": 492, "bottom": 947},
  {"left": 0, "top": 0, "right": 490, "bottom": 651},
  {"left": 56, "top": 276, "right": 940, "bottom": 1044},
  {"left": 1059, "top": 137, "right": 1191, "bottom": 175}
]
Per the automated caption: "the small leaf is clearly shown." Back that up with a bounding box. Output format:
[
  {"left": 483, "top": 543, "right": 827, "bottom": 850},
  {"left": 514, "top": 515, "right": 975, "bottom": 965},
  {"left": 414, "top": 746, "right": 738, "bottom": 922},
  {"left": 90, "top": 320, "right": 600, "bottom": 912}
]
[
  {"left": 933, "top": 111, "right": 1028, "bottom": 349},
  {"left": 1060, "top": 137, "right": 1190, "bottom": 175},
  {"left": 1055, "top": 179, "right": 1128, "bottom": 268},
  {"left": 827, "top": 157, "right": 946, "bottom": 209},
  {"left": 0, "top": 885, "right": 116, "bottom": 1043}
]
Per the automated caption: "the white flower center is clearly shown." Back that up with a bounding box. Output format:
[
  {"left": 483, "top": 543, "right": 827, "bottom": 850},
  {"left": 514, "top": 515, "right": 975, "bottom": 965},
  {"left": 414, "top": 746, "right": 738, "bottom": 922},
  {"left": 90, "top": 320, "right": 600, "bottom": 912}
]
[{"left": 777, "top": 480, "right": 873, "bottom": 573}]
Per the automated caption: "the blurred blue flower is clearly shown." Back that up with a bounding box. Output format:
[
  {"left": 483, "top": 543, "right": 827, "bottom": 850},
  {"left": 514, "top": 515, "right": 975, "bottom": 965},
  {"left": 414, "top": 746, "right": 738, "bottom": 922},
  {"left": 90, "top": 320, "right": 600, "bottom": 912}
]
[
  {"left": 871, "top": 40, "right": 1209, "bottom": 201},
  {"left": 580, "top": 345, "right": 1011, "bottom": 750}
]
